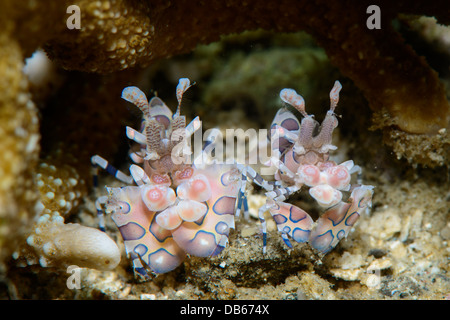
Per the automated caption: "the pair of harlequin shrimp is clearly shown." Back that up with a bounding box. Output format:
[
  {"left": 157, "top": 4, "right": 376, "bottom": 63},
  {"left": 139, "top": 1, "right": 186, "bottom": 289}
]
[{"left": 92, "top": 78, "right": 374, "bottom": 278}]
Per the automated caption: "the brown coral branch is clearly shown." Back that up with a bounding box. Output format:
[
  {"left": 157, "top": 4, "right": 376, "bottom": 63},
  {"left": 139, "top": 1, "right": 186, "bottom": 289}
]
[
  {"left": 3, "top": 0, "right": 450, "bottom": 134},
  {"left": 37, "top": 0, "right": 450, "bottom": 134}
]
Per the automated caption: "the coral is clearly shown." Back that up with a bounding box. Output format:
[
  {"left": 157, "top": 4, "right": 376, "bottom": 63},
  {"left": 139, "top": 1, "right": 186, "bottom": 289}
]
[
  {"left": 0, "top": 32, "right": 40, "bottom": 272},
  {"left": 306, "top": 1, "right": 450, "bottom": 135},
  {"left": 401, "top": 16, "right": 450, "bottom": 73},
  {"left": 0, "top": 26, "right": 141, "bottom": 272},
  {"left": 36, "top": 161, "right": 86, "bottom": 218},
  {"left": 38, "top": 1, "right": 450, "bottom": 134},
  {"left": 14, "top": 213, "right": 120, "bottom": 271},
  {"left": 22, "top": 50, "right": 64, "bottom": 107},
  {"left": 10, "top": 70, "right": 142, "bottom": 271},
  {"left": 12, "top": 156, "right": 121, "bottom": 271}
]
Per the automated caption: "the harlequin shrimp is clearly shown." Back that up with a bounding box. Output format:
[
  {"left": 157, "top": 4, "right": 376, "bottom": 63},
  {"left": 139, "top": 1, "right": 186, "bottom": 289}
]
[
  {"left": 254, "top": 81, "right": 374, "bottom": 254},
  {"left": 91, "top": 78, "right": 246, "bottom": 278}
]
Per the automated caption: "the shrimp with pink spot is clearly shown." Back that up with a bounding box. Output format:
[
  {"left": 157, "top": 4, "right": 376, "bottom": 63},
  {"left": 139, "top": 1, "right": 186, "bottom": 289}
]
[
  {"left": 92, "top": 78, "right": 246, "bottom": 278},
  {"left": 252, "top": 81, "right": 374, "bottom": 255}
]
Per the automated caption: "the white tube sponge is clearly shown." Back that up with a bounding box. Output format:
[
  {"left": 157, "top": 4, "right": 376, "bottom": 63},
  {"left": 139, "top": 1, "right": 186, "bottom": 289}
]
[{"left": 24, "top": 214, "right": 121, "bottom": 271}]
